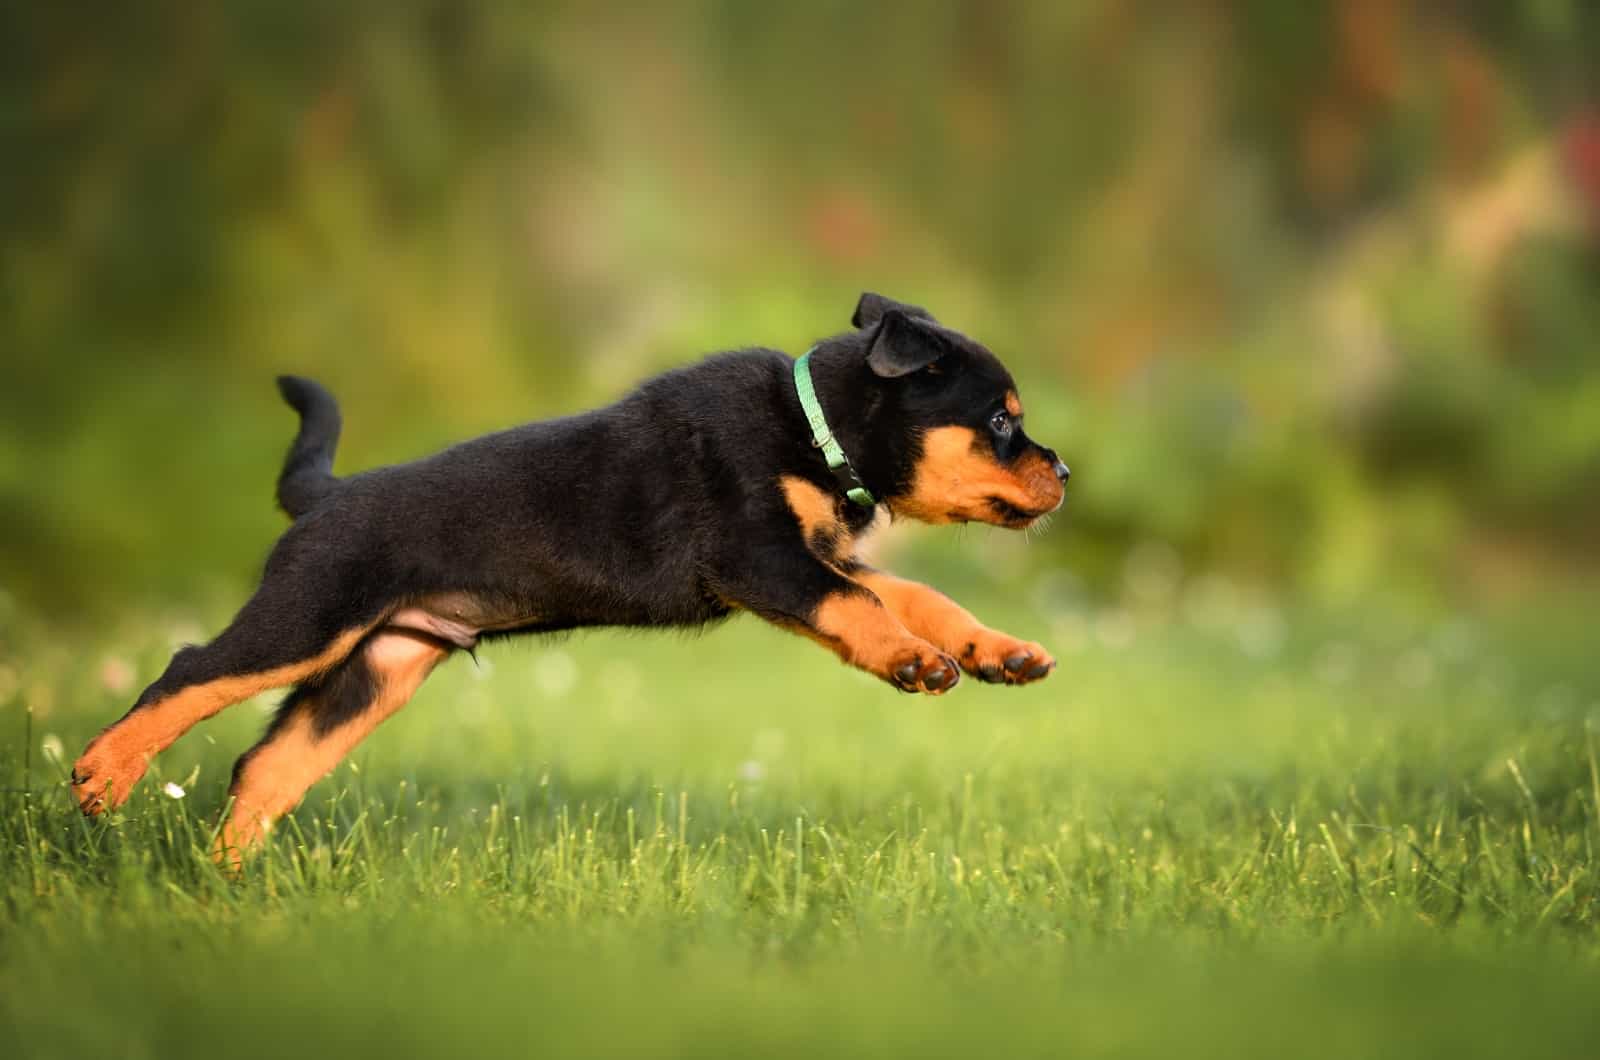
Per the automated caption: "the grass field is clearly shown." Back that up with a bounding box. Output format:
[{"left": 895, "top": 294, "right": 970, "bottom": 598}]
[{"left": 3, "top": 569, "right": 1599, "bottom": 1058}]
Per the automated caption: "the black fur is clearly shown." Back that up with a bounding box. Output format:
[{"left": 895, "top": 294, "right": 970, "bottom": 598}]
[
  {"left": 79, "top": 293, "right": 1069, "bottom": 824},
  {"left": 276, "top": 376, "right": 342, "bottom": 517},
  {"left": 300, "top": 640, "right": 382, "bottom": 737},
  {"left": 237, "top": 295, "right": 1063, "bottom": 662},
  {"left": 228, "top": 646, "right": 381, "bottom": 795}
]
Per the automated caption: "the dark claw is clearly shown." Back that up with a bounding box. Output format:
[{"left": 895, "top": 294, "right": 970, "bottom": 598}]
[
  {"left": 895, "top": 662, "right": 920, "bottom": 686},
  {"left": 979, "top": 663, "right": 1002, "bottom": 682},
  {"left": 922, "top": 667, "right": 948, "bottom": 691},
  {"left": 1003, "top": 653, "right": 1030, "bottom": 674},
  {"left": 1024, "top": 661, "right": 1052, "bottom": 680},
  {"left": 942, "top": 660, "right": 962, "bottom": 689}
]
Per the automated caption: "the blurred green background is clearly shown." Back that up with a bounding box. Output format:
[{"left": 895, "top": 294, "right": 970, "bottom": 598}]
[
  {"left": 5, "top": 7, "right": 1600, "bottom": 1057},
  {"left": 5, "top": 1, "right": 1599, "bottom": 618}
]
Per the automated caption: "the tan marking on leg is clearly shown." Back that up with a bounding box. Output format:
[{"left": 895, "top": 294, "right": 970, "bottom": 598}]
[
  {"left": 811, "top": 590, "right": 958, "bottom": 694},
  {"left": 892, "top": 426, "right": 1062, "bottom": 526},
  {"left": 780, "top": 474, "right": 855, "bottom": 563},
  {"left": 857, "top": 570, "right": 1054, "bottom": 684},
  {"left": 73, "top": 626, "right": 373, "bottom": 814},
  {"left": 218, "top": 631, "right": 448, "bottom": 863},
  {"left": 856, "top": 570, "right": 986, "bottom": 650}
]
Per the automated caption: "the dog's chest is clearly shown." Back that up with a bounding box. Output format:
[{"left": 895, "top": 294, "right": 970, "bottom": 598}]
[{"left": 779, "top": 475, "right": 869, "bottom": 569}]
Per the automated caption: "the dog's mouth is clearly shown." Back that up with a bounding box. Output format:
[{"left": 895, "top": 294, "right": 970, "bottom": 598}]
[{"left": 985, "top": 497, "right": 1057, "bottom": 527}]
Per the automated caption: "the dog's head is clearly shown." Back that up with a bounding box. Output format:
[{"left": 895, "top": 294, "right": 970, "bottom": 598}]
[{"left": 842, "top": 292, "right": 1069, "bottom": 529}]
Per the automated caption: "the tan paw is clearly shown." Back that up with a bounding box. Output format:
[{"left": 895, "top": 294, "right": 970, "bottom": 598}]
[
  {"left": 957, "top": 632, "right": 1055, "bottom": 685},
  {"left": 881, "top": 640, "right": 962, "bottom": 695},
  {"left": 70, "top": 736, "right": 150, "bottom": 815}
]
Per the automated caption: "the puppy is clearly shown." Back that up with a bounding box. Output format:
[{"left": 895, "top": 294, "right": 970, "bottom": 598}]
[{"left": 71, "top": 292, "right": 1070, "bottom": 856}]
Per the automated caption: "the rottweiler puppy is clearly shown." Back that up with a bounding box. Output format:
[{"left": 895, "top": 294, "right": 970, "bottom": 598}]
[{"left": 71, "top": 292, "right": 1070, "bottom": 855}]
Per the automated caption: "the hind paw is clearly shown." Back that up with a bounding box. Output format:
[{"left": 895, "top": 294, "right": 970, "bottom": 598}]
[{"left": 70, "top": 737, "right": 150, "bottom": 815}]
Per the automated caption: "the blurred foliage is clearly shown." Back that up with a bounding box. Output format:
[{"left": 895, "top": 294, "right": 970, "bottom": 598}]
[{"left": 3, "top": 1, "right": 1599, "bottom": 617}]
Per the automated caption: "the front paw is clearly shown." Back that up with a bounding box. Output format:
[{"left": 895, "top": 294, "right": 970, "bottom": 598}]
[
  {"left": 883, "top": 642, "right": 961, "bottom": 695},
  {"left": 958, "top": 632, "right": 1055, "bottom": 685}
]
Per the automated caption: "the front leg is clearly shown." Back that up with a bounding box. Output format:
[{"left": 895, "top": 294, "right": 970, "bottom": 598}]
[
  {"left": 855, "top": 569, "right": 1055, "bottom": 685},
  {"left": 716, "top": 547, "right": 961, "bottom": 694}
]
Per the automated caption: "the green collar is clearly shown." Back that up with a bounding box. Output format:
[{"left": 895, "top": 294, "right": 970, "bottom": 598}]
[{"left": 793, "top": 347, "right": 876, "bottom": 508}]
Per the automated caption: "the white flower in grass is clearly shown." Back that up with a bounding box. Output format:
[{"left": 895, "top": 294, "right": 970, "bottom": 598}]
[
  {"left": 162, "top": 782, "right": 186, "bottom": 800},
  {"left": 40, "top": 733, "right": 64, "bottom": 764}
]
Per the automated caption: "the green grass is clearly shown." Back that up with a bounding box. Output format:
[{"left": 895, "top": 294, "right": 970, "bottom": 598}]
[{"left": 3, "top": 577, "right": 1599, "bottom": 1058}]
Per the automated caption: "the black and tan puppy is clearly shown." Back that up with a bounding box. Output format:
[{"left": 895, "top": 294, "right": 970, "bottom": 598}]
[{"left": 71, "top": 293, "right": 1069, "bottom": 855}]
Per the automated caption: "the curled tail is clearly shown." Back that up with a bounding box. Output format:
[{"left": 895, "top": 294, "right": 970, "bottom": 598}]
[{"left": 275, "top": 375, "right": 343, "bottom": 518}]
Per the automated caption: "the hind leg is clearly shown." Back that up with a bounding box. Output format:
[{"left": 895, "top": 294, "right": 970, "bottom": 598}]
[
  {"left": 217, "top": 629, "right": 449, "bottom": 862},
  {"left": 72, "top": 575, "right": 383, "bottom": 815}
]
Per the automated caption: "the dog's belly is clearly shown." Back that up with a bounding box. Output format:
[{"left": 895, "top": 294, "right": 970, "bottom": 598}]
[
  {"left": 386, "top": 588, "right": 728, "bottom": 649},
  {"left": 387, "top": 591, "right": 541, "bottom": 649}
]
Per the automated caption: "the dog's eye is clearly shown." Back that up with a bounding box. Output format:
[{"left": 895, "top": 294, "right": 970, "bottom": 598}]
[{"left": 990, "top": 411, "right": 1012, "bottom": 436}]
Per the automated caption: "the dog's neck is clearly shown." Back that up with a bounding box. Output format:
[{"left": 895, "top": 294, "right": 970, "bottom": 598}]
[
  {"left": 799, "top": 340, "right": 903, "bottom": 508},
  {"left": 794, "top": 348, "right": 876, "bottom": 507}
]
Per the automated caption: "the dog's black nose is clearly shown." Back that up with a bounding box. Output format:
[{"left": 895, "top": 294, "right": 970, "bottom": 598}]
[{"left": 1051, "top": 458, "right": 1070, "bottom": 483}]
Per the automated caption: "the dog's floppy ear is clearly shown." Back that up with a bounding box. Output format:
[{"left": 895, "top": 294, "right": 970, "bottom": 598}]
[
  {"left": 852, "top": 292, "right": 935, "bottom": 330},
  {"left": 865, "top": 309, "right": 951, "bottom": 378}
]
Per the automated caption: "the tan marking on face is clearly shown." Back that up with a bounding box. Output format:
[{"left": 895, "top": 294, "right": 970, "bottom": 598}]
[
  {"left": 1005, "top": 391, "right": 1023, "bottom": 417},
  {"left": 218, "top": 630, "right": 448, "bottom": 863},
  {"left": 892, "top": 426, "right": 1063, "bottom": 527},
  {"left": 780, "top": 474, "right": 856, "bottom": 564}
]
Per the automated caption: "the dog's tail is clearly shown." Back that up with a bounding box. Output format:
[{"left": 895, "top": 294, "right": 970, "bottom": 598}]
[{"left": 275, "top": 375, "right": 343, "bottom": 518}]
